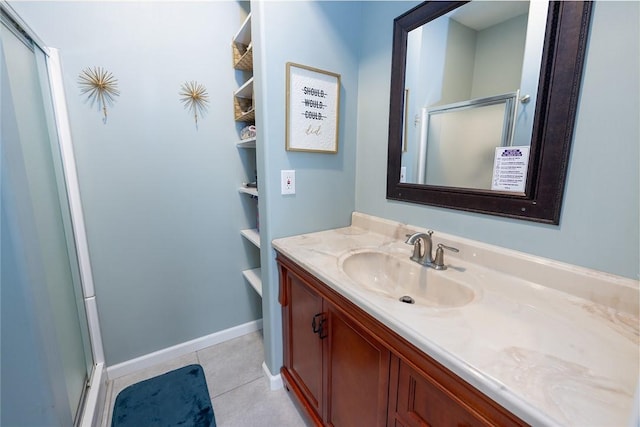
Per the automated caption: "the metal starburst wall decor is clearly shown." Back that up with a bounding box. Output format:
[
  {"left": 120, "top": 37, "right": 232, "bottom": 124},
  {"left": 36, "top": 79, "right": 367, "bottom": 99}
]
[
  {"left": 179, "top": 81, "right": 209, "bottom": 128},
  {"left": 78, "top": 67, "right": 120, "bottom": 123}
]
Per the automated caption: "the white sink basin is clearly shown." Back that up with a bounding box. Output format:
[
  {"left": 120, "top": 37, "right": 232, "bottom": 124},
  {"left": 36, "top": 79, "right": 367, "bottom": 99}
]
[{"left": 339, "top": 250, "right": 475, "bottom": 308}]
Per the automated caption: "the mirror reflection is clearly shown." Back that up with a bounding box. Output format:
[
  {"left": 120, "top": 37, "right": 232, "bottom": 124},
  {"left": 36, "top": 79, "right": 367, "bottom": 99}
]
[{"left": 401, "top": 1, "right": 549, "bottom": 192}]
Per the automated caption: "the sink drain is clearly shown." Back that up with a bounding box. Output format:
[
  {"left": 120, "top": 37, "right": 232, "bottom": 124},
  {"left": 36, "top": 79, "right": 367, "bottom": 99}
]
[{"left": 399, "top": 295, "right": 415, "bottom": 304}]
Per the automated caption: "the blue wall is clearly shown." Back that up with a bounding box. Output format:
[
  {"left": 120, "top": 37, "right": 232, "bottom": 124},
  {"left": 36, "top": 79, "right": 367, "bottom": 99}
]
[
  {"left": 356, "top": 1, "right": 639, "bottom": 280},
  {"left": 252, "top": 0, "right": 362, "bottom": 374}
]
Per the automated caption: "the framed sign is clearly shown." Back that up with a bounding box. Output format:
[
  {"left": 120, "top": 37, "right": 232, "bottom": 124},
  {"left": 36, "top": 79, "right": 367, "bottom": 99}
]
[{"left": 286, "top": 62, "right": 340, "bottom": 153}]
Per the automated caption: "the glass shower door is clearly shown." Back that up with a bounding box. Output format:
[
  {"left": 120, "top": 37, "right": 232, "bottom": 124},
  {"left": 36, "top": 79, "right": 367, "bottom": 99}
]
[{"left": 1, "top": 17, "right": 93, "bottom": 422}]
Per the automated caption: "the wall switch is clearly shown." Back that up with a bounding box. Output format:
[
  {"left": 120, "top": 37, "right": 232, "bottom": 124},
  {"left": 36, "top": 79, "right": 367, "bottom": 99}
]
[
  {"left": 400, "top": 166, "right": 407, "bottom": 183},
  {"left": 281, "top": 170, "right": 295, "bottom": 195}
]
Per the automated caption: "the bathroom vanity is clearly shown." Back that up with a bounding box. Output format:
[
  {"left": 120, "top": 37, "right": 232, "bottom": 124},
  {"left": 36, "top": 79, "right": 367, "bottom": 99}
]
[
  {"left": 273, "top": 213, "right": 639, "bottom": 426},
  {"left": 278, "top": 252, "right": 525, "bottom": 426}
]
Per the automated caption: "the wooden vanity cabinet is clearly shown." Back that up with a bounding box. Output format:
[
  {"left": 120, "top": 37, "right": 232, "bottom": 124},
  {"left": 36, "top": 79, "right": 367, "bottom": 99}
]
[
  {"left": 277, "top": 252, "right": 527, "bottom": 427},
  {"left": 324, "top": 303, "right": 391, "bottom": 426},
  {"left": 279, "top": 256, "right": 390, "bottom": 426},
  {"left": 282, "top": 269, "right": 324, "bottom": 422}
]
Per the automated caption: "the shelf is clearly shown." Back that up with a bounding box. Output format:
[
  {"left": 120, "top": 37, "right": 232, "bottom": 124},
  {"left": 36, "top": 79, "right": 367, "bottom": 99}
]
[
  {"left": 232, "top": 13, "right": 251, "bottom": 46},
  {"left": 233, "top": 77, "right": 255, "bottom": 122},
  {"left": 237, "top": 137, "right": 256, "bottom": 148},
  {"left": 239, "top": 186, "right": 258, "bottom": 198},
  {"left": 242, "top": 267, "right": 262, "bottom": 297},
  {"left": 232, "top": 13, "right": 252, "bottom": 71},
  {"left": 234, "top": 77, "right": 254, "bottom": 98},
  {"left": 240, "top": 228, "right": 260, "bottom": 248},
  {"left": 235, "top": 13, "right": 261, "bottom": 302}
]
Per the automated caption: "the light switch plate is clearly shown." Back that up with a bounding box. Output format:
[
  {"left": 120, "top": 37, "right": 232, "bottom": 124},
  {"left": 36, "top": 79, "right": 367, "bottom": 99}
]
[{"left": 281, "top": 170, "right": 295, "bottom": 195}]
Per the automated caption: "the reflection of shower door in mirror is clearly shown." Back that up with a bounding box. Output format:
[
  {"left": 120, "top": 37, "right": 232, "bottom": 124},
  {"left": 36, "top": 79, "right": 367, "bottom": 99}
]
[
  {"left": 416, "top": 92, "right": 518, "bottom": 189},
  {"left": 1, "top": 17, "right": 93, "bottom": 424}
]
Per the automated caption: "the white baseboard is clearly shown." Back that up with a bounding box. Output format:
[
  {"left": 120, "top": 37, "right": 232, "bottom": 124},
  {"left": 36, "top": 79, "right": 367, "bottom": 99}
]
[
  {"left": 79, "top": 362, "right": 106, "bottom": 427},
  {"left": 106, "top": 319, "right": 263, "bottom": 380},
  {"left": 262, "top": 361, "right": 283, "bottom": 390}
]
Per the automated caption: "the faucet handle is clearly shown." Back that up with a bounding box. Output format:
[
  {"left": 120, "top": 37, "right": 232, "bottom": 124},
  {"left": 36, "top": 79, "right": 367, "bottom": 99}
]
[
  {"left": 409, "top": 238, "right": 423, "bottom": 263},
  {"left": 438, "top": 243, "right": 459, "bottom": 253},
  {"left": 433, "top": 243, "right": 459, "bottom": 270}
]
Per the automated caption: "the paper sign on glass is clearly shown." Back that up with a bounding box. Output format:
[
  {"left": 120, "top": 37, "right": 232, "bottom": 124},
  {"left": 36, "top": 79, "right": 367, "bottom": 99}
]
[
  {"left": 286, "top": 63, "right": 340, "bottom": 153},
  {"left": 491, "top": 146, "right": 530, "bottom": 193}
]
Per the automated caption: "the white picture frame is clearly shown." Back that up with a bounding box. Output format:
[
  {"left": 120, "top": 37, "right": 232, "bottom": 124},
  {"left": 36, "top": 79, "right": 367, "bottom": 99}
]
[{"left": 286, "top": 62, "right": 340, "bottom": 153}]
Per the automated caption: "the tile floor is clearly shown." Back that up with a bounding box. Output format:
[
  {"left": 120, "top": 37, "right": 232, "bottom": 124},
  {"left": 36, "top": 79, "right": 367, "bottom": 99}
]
[{"left": 100, "top": 331, "right": 307, "bottom": 426}]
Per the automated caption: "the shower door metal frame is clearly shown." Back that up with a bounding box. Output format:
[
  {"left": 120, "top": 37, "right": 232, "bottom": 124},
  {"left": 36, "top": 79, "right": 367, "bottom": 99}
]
[
  {"left": 416, "top": 91, "right": 520, "bottom": 185},
  {"left": 1, "top": 2, "right": 106, "bottom": 426}
]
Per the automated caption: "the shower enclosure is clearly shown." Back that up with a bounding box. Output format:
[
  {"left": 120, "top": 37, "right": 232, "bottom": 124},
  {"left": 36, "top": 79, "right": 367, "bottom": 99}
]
[
  {"left": 1, "top": 4, "right": 103, "bottom": 425},
  {"left": 416, "top": 91, "right": 519, "bottom": 189}
]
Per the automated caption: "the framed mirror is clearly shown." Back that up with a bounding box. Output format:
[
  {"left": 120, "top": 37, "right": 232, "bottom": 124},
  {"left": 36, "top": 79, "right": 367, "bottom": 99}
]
[{"left": 386, "top": 1, "right": 593, "bottom": 224}]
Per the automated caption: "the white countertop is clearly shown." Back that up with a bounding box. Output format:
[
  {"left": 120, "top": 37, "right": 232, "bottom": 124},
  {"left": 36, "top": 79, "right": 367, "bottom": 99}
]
[{"left": 272, "top": 213, "right": 639, "bottom": 427}]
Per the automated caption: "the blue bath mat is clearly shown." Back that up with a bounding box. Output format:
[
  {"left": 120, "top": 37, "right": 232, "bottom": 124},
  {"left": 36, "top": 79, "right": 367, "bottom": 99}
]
[{"left": 111, "top": 364, "right": 216, "bottom": 427}]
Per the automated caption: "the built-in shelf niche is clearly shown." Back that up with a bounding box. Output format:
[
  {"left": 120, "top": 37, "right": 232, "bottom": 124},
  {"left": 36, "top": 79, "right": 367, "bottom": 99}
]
[{"left": 234, "top": 10, "right": 260, "bottom": 299}]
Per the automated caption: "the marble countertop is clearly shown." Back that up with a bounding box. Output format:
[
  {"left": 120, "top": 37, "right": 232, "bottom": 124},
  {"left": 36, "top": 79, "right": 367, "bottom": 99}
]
[{"left": 272, "top": 213, "right": 639, "bottom": 427}]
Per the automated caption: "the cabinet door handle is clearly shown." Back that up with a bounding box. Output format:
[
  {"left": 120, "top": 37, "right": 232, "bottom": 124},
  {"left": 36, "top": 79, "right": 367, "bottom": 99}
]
[
  {"left": 312, "top": 313, "right": 323, "bottom": 334},
  {"left": 312, "top": 313, "right": 327, "bottom": 339},
  {"left": 318, "top": 320, "right": 327, "bottom": 339}
]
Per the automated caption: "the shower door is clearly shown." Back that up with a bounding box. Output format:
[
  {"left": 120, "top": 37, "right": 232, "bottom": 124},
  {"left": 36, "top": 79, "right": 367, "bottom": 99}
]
[{"left": 1, "top": 13, "right": 93, "bottom": 424}]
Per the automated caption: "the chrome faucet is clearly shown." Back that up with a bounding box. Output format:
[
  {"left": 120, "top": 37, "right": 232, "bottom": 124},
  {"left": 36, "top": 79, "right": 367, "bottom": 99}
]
[
  {"left": 405, "top": 231, "right": 459, "bottom": 270},
  {"left": 405, "top": 231, "right": 434, "bottom": 265}
]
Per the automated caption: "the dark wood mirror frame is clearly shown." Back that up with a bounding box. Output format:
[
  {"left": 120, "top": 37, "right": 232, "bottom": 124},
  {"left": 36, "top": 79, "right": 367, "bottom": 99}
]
[{"left": 386, "top": 1, "right": 593, "bottom": 225}]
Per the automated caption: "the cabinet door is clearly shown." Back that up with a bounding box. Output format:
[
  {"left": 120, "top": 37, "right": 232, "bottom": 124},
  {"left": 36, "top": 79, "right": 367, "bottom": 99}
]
[
  {"left": 325, "top": 303, "right": 390, "bottom": 427},
  {"left": 389, "top": 358, "right": 525, "bottom": 427},
  {"left": 282, "top": 271, "right": 324, "bottom": 421},
  {"left": 391, "top": 358, "right": 482, "bottom": 427}
]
